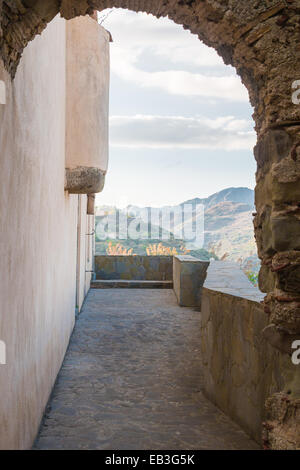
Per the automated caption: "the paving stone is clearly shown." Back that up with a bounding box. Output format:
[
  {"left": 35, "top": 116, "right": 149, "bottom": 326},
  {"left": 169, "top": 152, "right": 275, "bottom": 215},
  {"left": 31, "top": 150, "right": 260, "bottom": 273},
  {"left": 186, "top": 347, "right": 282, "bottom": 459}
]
[{"left": 34, "top": 289, "right": 259, "bottom": 450}]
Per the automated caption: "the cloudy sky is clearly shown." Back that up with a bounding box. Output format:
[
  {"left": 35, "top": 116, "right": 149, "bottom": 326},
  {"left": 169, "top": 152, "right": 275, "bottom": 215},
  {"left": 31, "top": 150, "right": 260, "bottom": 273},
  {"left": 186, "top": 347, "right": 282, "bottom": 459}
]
[{"left": 96, "top": 8, "right": 256, "bottom": 208}]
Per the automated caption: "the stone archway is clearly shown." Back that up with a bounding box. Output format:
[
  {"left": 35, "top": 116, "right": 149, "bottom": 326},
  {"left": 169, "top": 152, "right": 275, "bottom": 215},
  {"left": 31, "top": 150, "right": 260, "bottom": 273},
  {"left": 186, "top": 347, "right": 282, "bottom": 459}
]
[{"left": 1, "top": 0, "right": 300, "bottom": 449}]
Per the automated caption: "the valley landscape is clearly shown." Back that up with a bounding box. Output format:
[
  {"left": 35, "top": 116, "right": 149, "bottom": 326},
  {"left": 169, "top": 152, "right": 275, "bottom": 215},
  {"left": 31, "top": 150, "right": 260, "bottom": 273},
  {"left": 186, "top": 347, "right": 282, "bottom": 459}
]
[{"left": 95, "top": 187, "right": 259, "bottom": 281}]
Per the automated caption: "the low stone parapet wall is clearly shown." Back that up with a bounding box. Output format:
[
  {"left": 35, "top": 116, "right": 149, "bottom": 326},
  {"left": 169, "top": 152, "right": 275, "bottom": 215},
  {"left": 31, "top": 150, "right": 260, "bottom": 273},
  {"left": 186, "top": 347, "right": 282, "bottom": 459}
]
[
  {"left": 201, "top": 261, "right": 293, "bottom": 444},
  {"left": 95, "top": 255, "right": 173, "bottom": 281}
]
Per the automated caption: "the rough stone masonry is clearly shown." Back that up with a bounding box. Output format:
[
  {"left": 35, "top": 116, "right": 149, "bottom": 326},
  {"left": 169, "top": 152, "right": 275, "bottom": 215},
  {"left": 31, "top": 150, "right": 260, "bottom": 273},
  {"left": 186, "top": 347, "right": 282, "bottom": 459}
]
[{"left": 1, "top": 0, "right": 300, "bottom": 449}]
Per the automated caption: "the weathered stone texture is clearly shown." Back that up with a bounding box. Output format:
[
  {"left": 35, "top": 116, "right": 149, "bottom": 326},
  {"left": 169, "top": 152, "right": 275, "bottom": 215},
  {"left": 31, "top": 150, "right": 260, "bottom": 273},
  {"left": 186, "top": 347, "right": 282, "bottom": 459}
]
[
  {"left": 60, "top": 0, "right": 92, "bottom": 20},
  {"left": 263, "top": 388, "right": 300, "bottom": 449},
  {"left": 0, "top": 1, "right": 60, "bottom": 76},
  {"left": 254, "top": 126, "right": 300, "bottom": 345},
  {"left": 201, "top": 263, "right": 299, "bottom": 445},
  {"left": 65, "top": 167, "right": 106, "bottom": 194}
]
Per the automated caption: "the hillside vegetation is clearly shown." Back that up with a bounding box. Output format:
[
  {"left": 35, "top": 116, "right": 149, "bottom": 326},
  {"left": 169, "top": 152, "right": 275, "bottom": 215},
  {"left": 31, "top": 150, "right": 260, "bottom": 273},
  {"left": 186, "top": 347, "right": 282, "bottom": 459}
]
[{"left": 95, "top": 187, "right": 259, "bottom": 278}]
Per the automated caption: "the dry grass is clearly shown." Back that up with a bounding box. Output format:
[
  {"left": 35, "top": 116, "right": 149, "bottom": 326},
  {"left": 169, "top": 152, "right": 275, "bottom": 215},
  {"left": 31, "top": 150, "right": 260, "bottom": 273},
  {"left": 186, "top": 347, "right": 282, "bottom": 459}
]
[
  {"left": 146, "top": 243, "right": 190, "bottom": 256},
  {"left": 106, "top": 242, "right": 136, "bottom": 256}
]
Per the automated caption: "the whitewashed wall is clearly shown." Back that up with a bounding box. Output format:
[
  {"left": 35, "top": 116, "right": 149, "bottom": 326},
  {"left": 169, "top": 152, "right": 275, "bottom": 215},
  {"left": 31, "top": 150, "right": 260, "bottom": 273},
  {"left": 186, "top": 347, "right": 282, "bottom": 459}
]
[{"left": 0, "top": 15, "right": 106, "bottom": 449}]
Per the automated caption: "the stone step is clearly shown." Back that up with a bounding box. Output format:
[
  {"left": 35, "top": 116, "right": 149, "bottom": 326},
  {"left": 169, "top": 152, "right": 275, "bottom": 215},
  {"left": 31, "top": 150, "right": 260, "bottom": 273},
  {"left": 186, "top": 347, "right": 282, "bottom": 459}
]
[{"left": 91, "top": 280, "right": 173, "bottom": 289}]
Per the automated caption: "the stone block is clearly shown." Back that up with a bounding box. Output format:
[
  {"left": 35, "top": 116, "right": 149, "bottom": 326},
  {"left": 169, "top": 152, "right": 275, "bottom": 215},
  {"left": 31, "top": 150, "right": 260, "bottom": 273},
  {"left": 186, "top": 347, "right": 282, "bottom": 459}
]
[
  {"left": 271, "top": 215, "right": 300, "bottom": 252},
  {"left": 173, "top": 255, "right": 209, "bottom": 307},
  {"left": 254, "top": 129, "right": 291, "bottom": 170}
]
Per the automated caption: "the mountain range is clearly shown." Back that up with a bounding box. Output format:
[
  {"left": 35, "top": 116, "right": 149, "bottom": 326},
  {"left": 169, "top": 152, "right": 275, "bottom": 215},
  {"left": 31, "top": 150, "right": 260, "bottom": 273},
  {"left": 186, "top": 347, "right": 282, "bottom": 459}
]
[
  {"left": 182, "top": 187, "right": 254, "bottom": 209},
  {"left": 95, "top": 187, "right": 259, "bottom": 271}
]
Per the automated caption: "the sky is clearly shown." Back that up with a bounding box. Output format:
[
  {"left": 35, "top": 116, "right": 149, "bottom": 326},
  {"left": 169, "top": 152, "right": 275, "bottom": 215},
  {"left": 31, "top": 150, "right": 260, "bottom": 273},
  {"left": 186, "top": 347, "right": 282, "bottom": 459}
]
[{"left": 96, "top": 8, "right": 256, "bottom": 208}]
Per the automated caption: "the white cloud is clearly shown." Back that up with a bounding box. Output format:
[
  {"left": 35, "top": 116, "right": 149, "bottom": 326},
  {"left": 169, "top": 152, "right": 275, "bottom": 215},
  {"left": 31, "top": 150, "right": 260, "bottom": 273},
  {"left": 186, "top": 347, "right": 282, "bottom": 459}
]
[
  {"left": 110, "top": 114, "right": 256, "bottom": 150},
  {"left": 102, "top": 9, "right": 223, "bottom": 67},
  {"left": 102, "top": 9, "right": 248, "bottom": 102},
  {"left": 112, "top": 47, "right": 248, "bottom": 101}
]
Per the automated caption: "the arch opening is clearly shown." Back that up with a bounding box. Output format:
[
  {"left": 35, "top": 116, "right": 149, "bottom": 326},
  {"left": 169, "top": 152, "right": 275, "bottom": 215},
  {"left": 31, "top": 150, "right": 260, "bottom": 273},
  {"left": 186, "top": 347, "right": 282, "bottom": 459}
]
[
  {"left": 96, "top": 7, "right": 257, "bottom": 271},
  {"left": 1, "top": 0, "right": 300, "bottom": 449}
]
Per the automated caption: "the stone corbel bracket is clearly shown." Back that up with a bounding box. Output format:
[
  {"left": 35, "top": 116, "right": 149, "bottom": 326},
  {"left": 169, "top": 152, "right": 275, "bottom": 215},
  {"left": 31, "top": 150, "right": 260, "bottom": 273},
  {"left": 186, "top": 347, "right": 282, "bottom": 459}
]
[{"left": 65, "top": 167, "right": 105, "bottom": 194}]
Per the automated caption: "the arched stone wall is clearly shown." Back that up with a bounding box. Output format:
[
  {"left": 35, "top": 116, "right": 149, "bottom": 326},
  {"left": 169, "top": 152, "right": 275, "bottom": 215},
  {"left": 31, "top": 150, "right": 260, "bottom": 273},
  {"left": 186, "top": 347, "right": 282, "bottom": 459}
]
[{"left": 1, "top": 0, "right": 300, "bottom": 449}]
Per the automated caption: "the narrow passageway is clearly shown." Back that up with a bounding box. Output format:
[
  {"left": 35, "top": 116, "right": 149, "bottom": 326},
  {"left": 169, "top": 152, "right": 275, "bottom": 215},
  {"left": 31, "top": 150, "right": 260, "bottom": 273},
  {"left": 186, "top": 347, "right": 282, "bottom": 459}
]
[{"left": 35, "top": 289, "right": 258, "bottom": 450}]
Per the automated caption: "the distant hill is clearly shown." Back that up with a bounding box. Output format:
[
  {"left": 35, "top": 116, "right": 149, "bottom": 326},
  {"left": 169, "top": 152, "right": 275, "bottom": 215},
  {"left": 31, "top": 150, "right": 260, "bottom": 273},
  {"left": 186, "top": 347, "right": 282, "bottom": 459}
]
[{"left": 182, "top": 187, "right": 254, "bottom": 209}]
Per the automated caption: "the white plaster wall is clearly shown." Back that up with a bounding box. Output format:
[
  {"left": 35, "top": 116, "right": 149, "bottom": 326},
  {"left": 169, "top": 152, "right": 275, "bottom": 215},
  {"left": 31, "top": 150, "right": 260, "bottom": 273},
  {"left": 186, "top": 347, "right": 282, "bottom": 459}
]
[
  {"left": 76, "top": 195, "right": 94, "bottom": 312},
  {"left": 0, "top": 16, "right": 87, "bottom": 449},
  {"left": 66, "top": 16, "right": 110, "bottom": 173},
  {"left": 85, "top": 214, "right": 95, "bottom": 297}
]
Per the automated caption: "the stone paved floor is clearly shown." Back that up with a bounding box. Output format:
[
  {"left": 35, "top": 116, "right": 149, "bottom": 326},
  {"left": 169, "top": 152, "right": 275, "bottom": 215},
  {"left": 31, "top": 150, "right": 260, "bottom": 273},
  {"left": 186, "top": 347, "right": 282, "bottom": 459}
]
[{"left": 34, "top": 289, "right": 259, "bottom": 450}]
